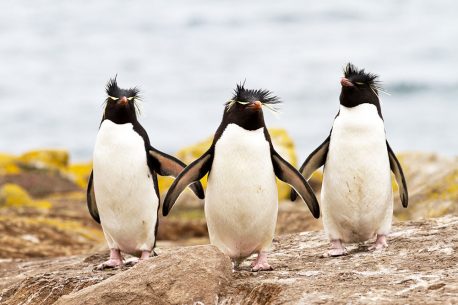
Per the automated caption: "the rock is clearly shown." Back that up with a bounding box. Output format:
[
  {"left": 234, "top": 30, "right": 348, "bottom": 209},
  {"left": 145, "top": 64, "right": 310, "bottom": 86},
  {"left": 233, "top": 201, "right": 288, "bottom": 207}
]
[
  {"left": 0, "top": 153, "right": 20, "bottom": 175},
  {"left": 1, "top": 217, "right": 457, "bottom": 304},
  {"left": 0, "top": 172, "right": 81, "bottom": 198},
  {"left": 394, "top": 152, "right": 458, "bottom": 220},
  {"left": 17, "top": 149, "right": 69, "bottom": 171},
  {"left": 65, "top": 162, "right": 92, "bottom": 189},
  {"left": 0, "top": 191, "right": 103, "bottom": 259},
  {"left": 55, "top": 245, "right": 232, "bottom": 305},
  {"left": 0, "top": 183, "right": 51, "bottom": 209},
  {"left": 0, "top": 149, "right": 82, "bottom": 197},
  {"left": 0, "top": 254, "right": 122, "bottom": 305},
  {"left": 222, "top": 216, "right": 458, "bottom": 304}
]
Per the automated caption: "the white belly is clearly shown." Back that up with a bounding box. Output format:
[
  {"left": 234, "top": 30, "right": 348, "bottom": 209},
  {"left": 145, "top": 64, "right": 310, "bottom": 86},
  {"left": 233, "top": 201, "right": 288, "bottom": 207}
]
[
  {"left": 93, "top": 120, "right": 159, "bottom": 255},
  {"left": 205, "top": 124, "right": 278, "bottom": 259},
  {"left": 322, "top": 104, "right": 393, "bottom": 243}
]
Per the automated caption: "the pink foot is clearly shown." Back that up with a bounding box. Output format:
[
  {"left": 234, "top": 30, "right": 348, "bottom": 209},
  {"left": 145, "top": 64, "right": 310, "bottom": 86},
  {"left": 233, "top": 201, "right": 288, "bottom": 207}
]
[
  {"left": 251, "top": 252, "right": 273, "bottom": 272},
  {"left": 324, "top": 239, "right": 347, "bottom": 257},
  {"left": 125, "top": 251, "right": 151, "bottom": 267},
  {"left": 369, "top": 234, "right": 388, "bottom": 251},
  {"left": 95, "top": 249, "right": 123, "bottom": 270},
  {"left": 140, "top": 250, "right": 151, "bottom": 260}
]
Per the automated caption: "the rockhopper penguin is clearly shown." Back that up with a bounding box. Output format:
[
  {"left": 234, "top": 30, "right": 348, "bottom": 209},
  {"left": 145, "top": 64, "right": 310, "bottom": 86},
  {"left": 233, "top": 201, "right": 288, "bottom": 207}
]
[
  {"left": 162, "top": 83, "right": 320, "bottom": 271},
  {"left": 87, "top": 77, "right": 204, "bottom": 269},
  {"left": 291, "top": 63, "right": 408, "bottom": 256}
]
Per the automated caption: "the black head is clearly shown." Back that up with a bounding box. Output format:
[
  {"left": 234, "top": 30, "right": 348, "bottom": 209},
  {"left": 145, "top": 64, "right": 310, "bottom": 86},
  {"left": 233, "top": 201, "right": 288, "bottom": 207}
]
[
  {"left": 221, "top": 83, "right": 281, "bottom": 131},
  {"left": 102, "top": 76, "right": 141, "bottom": 124},
  {"left": 339, "top": 63, "right": 383, "bottom": 117}
]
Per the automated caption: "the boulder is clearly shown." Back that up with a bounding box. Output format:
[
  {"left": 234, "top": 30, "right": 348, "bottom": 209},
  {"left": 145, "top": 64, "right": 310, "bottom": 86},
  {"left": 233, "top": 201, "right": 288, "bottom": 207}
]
[
  {"left": 394, "top": 152, "right": 458, "bottom": 220},
  {"left": 0, "top": 150, "right": 83, "bottom": 197},
  {"left": 55, "top": 245, "right": 232, "bottom": 305}
]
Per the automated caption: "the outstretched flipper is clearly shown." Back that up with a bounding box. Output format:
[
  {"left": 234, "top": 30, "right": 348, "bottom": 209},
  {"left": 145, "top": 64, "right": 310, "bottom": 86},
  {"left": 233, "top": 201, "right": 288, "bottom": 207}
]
[
  {"left": 149, "top": 146, "right": 205, "bottom": 199},
  {"left": 386, "top": 141, "right": 408, "bottom": 208},
  {"left": 162, "top": 149, "right": 213, "bottom": 216},
  {"left": 271, "top": 149, "right": 320, "bottom": 218},
  {"left": 86, "top": 171, "right": 100, "bottom": 224},
  {"left": 291, "top": 136, "right": 330, "bottom": 201}
]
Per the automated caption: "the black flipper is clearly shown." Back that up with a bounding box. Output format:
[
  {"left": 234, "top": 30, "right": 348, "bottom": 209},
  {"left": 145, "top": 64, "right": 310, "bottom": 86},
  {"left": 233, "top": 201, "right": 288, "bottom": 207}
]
[
  {"left": 387, "top": 141, "right": 408, "bottom": 208},
  {"left": 271, "top": 149, "right": 320, "bottom": 218},
  {"left": 148, "top": 146, "right": 205, "bottom": 199},
  {"left": 86, "top": 171, "right": 100, "bottom": 224},
  {"left": 162, "top": 149, "right": 213, "bottom": 216},
  {"left": 291, "top": 136, "right": 330, "bottom": 201}
]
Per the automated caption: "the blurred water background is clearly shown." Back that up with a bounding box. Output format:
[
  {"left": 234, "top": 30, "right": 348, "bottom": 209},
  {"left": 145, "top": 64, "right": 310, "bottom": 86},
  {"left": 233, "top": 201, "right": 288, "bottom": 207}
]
[{"left": 0, "top": 0, "right": 457, "bottom": 161}]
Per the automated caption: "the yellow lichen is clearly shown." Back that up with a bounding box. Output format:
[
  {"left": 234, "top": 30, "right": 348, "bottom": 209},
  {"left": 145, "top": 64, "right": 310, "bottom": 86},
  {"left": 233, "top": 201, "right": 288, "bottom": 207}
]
[
  {"left": 66, "top": 162, "right": 93, "bottom": 189},
  {"left": 0, "top": 153, "right": 21, "bottom": 174},
  {"left": 34, "top": 217, "right": 104, "bottom": 241},
  {"left": 0, "top": 183, "right": 52, "bottom": 209},
  {"left": 17, "top": 149, "right": 69, "bottom": 170}
]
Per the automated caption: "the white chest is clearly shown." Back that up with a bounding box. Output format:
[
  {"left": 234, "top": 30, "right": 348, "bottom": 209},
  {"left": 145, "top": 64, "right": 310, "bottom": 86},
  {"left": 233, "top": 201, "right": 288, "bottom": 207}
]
[
  {"left": 92, "top": 120, "right": 158, "bottom": 254},
  {"left": 322, "top": 104, "right": 393, "bottom": 242},
  {"left": 205, "top": 124, "right": 278, "bottom": 258},
  {"left": 210, "top": 124, "right": 275, "bottom": 192},
  {"left": 328, "top": 104, "right": 388, "bottom": 169}
]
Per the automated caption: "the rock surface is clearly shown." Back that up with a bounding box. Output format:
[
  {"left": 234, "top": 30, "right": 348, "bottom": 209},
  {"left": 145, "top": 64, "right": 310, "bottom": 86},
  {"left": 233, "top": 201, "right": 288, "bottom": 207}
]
[
  {"left": 1, "top": 216, "right": 457, "bottom": 304},
  {"left": 55, "top": 245, "right": 231, "bottom": 305},
  {"left": 394, "top": 152, "right": 458, "bottom": 220}
]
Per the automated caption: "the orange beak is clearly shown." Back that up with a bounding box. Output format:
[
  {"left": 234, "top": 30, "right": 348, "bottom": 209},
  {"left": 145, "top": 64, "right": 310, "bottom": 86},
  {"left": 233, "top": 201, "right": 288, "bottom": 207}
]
[
  {"left": 252, "top": 100, "right": 262, "bottom": 110},
  {"left": 118, "top": 96, "right": 128, "bottom": 105},
  {"left": 340, "top": 78, "right": 354, "bottom": 87}
]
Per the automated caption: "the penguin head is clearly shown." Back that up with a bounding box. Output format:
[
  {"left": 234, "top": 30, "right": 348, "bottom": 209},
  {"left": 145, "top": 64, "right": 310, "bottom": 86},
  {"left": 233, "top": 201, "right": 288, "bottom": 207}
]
[
  {"left": 339, "top": 63, "right": 383, "bottom": 116},
  {"left": 222, "top": 83, "right": 281, "bottom": 130},
  {"left": 103, "top": 76, "right": 141, "bottom": 124}
]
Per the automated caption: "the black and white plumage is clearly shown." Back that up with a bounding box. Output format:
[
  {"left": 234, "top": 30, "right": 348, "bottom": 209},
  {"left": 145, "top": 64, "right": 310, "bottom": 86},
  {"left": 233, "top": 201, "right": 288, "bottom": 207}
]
[
  {"left": 87, "top": 77, "right": 204, "bottom": 268},
  {"left": 163, "top": 83, "right": 319, "bottom": 271},
  {"left": 292, "top": 63, "right": 408, "bottom": 256}
]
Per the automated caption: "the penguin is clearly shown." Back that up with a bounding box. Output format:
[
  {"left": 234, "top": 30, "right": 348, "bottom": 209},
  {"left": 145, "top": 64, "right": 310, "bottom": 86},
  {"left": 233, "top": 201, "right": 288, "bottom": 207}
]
[
  {"left": 162, "top": 83, "right": 320, "bottom": 271},
  {"left": 291, "top": 63, "right": 408, "bottom": 256},
  {"left": 87, "top": 77, "right": 204, "bottom": 269}
]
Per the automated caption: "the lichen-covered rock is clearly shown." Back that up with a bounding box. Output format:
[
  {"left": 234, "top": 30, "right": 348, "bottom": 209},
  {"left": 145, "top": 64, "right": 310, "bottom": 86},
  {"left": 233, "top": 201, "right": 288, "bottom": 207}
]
[
  {"left": 0, "top": 172, "right": 81, "bottom": 198},
  {"left": 0, "top": 153, "right": 20, "bottom": 175},
  {"left": 394, "top": 152, "right": 458, "bottom": 220},
  {"left": 65, "top": 162, "right": 92, "bottom": 189},
  {"left": 0, "top": 183, "right": 51, "bottom": 209},
  {"left": 17, "top": 149, "right": 69, "bottom": 171}
]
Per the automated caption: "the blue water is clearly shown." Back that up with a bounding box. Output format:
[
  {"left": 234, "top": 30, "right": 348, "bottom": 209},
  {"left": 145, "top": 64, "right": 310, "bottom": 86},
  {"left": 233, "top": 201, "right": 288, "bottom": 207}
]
[{"left": 1, "top": 0, "right": 457, "bottom": 161}]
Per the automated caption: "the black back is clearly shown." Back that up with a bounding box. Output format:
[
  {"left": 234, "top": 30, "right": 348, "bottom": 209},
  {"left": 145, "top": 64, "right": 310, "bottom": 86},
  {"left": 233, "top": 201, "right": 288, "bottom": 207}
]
[{"left": 339, "top": 63, "right": 383, "bottom": 119}]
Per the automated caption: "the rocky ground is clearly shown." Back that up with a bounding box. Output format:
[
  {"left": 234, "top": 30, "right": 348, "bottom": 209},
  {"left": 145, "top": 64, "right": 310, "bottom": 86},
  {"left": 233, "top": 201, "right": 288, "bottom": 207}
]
[
  {"left": 0, "top": 139, "right": 457, "bottom": 304},
  {"left": 0, "top": 216, "right": 457, "bottom": 305}
]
